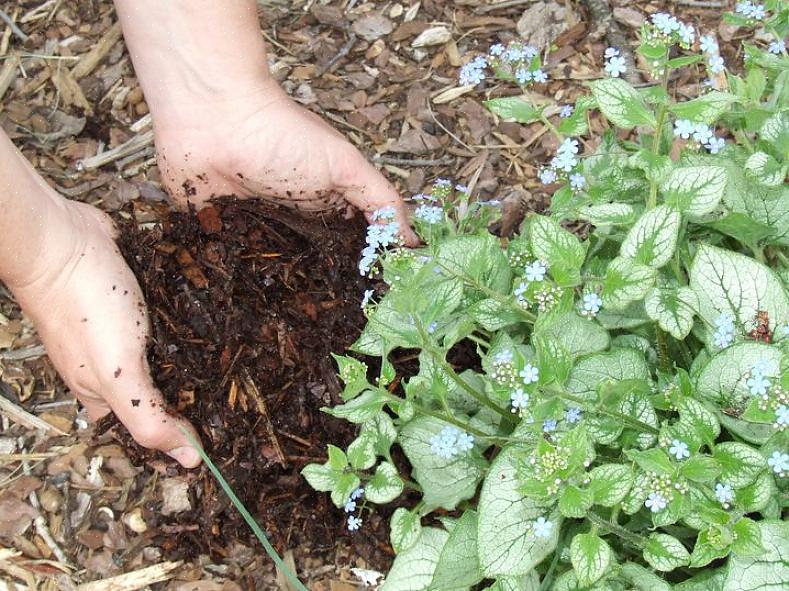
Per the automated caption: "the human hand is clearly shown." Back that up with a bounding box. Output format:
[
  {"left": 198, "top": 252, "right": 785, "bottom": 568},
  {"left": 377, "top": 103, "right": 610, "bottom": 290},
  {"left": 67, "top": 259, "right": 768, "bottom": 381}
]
[
  {"left": 7, "top": 199, "right": 202, "bottom": 468},
  {"left": 153, "top": 80, "right": 418, "bottom": 245}
]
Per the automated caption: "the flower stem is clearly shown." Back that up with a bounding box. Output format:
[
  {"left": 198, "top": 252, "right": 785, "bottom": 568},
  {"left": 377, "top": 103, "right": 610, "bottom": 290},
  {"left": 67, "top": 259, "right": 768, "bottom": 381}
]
[
  {"left": 547, "top": 386, "right": 660, "bottom": 435},
  {"left": 587, "top": 511, "right": 647, "bottom": 547},
  {"left": 648, "top": 55, "right": 672, "bottom": 209},
  {"left": 382, "top": 392, "right": 489, "bottom": 439},
  {"left": 540, "top": 113, "right": 563, "bottom": 142}
]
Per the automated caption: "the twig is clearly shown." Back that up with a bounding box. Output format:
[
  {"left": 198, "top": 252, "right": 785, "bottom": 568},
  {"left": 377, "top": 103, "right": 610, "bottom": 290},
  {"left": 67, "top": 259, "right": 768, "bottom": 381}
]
[
  {"left": 77, "top": 130, "right": 155, "bottom": 171},
  {"left": 372, "top": 155, "right": 452, "bottom": 166},
  {"left": 0, "top": 9, "right": 29, "bottom": 43},
  {"left": 0, "top": 383, "right": 68, "bottom": 436},
  {"left": 426, "top": 99, "right": 475, "bottom": 153},
  {"left": 0, "top": 54, "right": 19, "bottom": 102},
  {"left": 75, "top": 561, "right": 183, "bottom": 591},
  {"left": 71, "top": 22, "right": 122, "bottom": 80},
  {"left": 316, "top": 31, "right": 358, "bottom": 77},
  {"left": 0, "top": 343, "right": 46, "bottom": 360},
  {"left": 22, "top": 460, "right": 72, "bottom": 566},
  {"left": 241, "top": 369, "right": 287, "bottom": 466},
  {"left": 475, "top": 0, "right": 535, "bottom": 13},
  {"left": 677, "top": 0, "right": 724, "bottom": 6}
]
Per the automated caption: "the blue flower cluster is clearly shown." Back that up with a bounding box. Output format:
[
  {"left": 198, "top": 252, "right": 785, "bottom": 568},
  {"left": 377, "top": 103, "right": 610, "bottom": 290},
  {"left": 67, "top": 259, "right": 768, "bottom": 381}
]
[
  {"left": 604, "top": 47, "right": 627, "bottom": 78},
  {"left": 459, "top": 55, "right": 487, "bottom": 86},
  {"left": 650, "top": 13, "right": 696, "bottom": 48},
  {"left": 430, "top": 426, "right": 475, "bottom": 459},
  {"left": 414, "top": 204, "right": 443, "bottom": 225},
  {"left": 460, "top": 41, "right": 548, "bottom": 88},
  {"left": 674, "top": 120, "right": 725, "bottom": 154},
  {"left": 345, "top": 487, "right": 365, "bottom": 531},
  {"left": 540, "top": 138, "right": 585, "bottom": 190},
  {"left": 769, "top": 39, "right": 786, "bottom": 54},
  {"left": 359, "top": 207, "right": 400, "bottom": 276},
  {"left": 698, "top": 32, "right": 726, "bottom": 79},
  {"left": 712, "top": 313, "right": 735, "bottom": 348},
  {"left": 735, "top": 1, "right": 767, "bottom": 20},
  {"left": 580, "top": 292, "right": 602, "bottom": 318}
]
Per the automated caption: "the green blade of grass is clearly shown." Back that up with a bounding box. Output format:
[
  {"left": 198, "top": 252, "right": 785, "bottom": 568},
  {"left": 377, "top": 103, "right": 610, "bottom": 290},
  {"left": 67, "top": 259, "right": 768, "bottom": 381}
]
[{"left": 180, "top": 427, "right": 309, "bottom": 591}]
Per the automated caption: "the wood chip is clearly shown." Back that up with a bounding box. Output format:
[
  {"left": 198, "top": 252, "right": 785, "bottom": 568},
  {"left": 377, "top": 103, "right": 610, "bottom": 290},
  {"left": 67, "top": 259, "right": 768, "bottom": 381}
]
[
  {"left": 0, "top": 386, "right": 68, "bottom": 436},
  {"left": 75, "top": 561, "right": 182, "bottom": 591},
  {"left": 71, "top": 22, "right": 122, "bottom": 80},
  {"left": 0, "top": 54, "right": 19, "bottom": 102}
]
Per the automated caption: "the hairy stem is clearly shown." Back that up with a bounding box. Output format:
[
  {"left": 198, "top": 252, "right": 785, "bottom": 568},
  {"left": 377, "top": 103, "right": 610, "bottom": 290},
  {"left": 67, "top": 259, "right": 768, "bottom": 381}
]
[
  {"left": 587, "top": 511, "right": 648, "bottom": 547},
  {"left": 648, "top": 56, "right": 672, "bottom": 209}
]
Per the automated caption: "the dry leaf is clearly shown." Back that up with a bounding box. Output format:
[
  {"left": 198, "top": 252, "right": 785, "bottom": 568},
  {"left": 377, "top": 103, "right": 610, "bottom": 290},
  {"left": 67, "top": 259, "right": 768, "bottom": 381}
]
[
  {"left": 352, "top": 14, "right": 394, "bottom": 42},
  {"left": 160, "top": 478, "right": 192, "bottom": 516},
  {"left": 411, "top": 26, "right": 451, "bottom": 48}
]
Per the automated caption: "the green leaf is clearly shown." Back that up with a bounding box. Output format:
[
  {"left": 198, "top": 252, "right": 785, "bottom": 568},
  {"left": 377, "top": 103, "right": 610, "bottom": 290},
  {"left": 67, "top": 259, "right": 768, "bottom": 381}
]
[
  {"left": 643, "top": 533, "right": 691, "bottom": 572},
  {"left": 347, "top": 431, "right": 377, "bottom": 470},
  {"left": 669, "top": 91, "right": 738, "bottom": 124},
  {"left": 361, "top": 412, "right": 398, "bottom": 459},
  {"left": 667, "top": 54, "right": 703, "bottom": 69},
  {"left": 626, "top": 448, "right": 674, "bottom": 475},
  {"left": 602, "top": 257, "right": 657, "bottom": 310},
  {"left": 333, "top": 354, "right": 370, "bottom": 400},
  {"left": 732, "top": 518, "right": 765, "bottom": 557},
  {"left": 485, "top": 96, "right": 541, "bottom": 124},
  {"left": 713, "top": 442, "right": 766, "bottom": 488},
  {"left": 436, "top": 234, "right": 512, "bottom": 296},
  {"left": 559, "top": 485, "right": 594, "bottom": 518},
  {"left": 301, "top": 463, "right": 339, "bottom": 492},
  {"left": 390, "top": 508, "right": 422, "bottom": 554},
  {"left": 621, "top": 563, "right": 673, "bottom": 591},
  {"left": 737, "top": 471, "right": 776, "bottom": 513},
  {"left": 708, "top": 212, "right": 776, "bottom": 246},
  {"left": 529, "top": 216, "right": 587, "bottom": 286},
  {"left": 690, "top": 528, "right": 732, "bottom": 568},
  {"left": 534, "top": 334, "right": 573, "bottom": 387},
  {"left": 645, "top": 286, "right": 698, "bottom": 340},
  {"left": 760, "top": 110, "right": 789, "bottom": 154},
  {"left": 430, "top": 511, "right": 482, "bottom": 590},
  {"left": 365, "top": 461, "right": 404, "bottom": 503},
  {"left": 676, "top": 569, "right": 726, "bottom": 591},
  {"left": 565, "top": 348, "right": 650, "bottom": 402},
  {"left": 588, "top": 463, "right": 633, "bottom": 506},
  {"left": 680, "top": 456, "right": 721, "bottom": 482},
  {"left": 695, "top": 343, "right": 783, "bottom": 408},
  {"left": 689, "top": 244, "right": 789, "bottom": 341},
  {"left": 381, "top": 528, "right": 449, "bottom": 591},
  {"left": 469, "top": 298, "right": 522, "bottom": 331},
  {"left": 577, "top": 202, "right": 637, "bottom": 226},
  {"left": 482, "top": 574, "right": 540, "bottom": 591},
  {"left": 324, "top": 389, "right": 388, "bottom": 424},
  {"left": 478, "top": 447, "right": 559, "bottom": 577},
  {"left": 331, "top": 472, "right": 362, "bottom": 508},
  {"left": 620, "top": 205, "right": 681, "bottom": 268},
  {"left": 570, "top": 532, "right": 612, "bottom": 587},
  {"left": 722, "top": 521, "right": 789, "bottom": 590},
  {"left": 399, "top": 417, "right": 487, "bottom": 510},
  {"left": 662, "top": 166, "right": 727, "bottom": 217},
  {"left": 591, "top": 78, "right": 657, "bottom": 129},
  {"left": 745, "top": 151, "right": 786, "bottom": 187},
  {"left": 534, "top": 310, "right": 610, "bottom": 360}
]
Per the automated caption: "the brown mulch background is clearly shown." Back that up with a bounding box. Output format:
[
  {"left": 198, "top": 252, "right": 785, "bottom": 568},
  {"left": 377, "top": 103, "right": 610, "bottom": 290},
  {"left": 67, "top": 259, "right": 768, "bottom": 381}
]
[{"left": 0, "top": 0, "right": 756, "bottom": 588}]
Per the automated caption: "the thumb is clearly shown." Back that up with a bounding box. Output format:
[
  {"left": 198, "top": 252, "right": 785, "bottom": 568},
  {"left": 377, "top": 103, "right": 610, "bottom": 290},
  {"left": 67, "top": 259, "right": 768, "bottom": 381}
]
[
  {"left": 105, "top": 375, "right": 203, "bottom": 469},
  {"left": 337, "top": 153, "right": 419, "bottom": 247}
]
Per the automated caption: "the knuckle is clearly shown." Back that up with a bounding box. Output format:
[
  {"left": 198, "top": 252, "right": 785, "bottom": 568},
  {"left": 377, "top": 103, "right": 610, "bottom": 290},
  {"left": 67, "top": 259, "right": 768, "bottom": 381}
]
[{"left": 127, "top": 420, "right": 166, "bottom": 449}]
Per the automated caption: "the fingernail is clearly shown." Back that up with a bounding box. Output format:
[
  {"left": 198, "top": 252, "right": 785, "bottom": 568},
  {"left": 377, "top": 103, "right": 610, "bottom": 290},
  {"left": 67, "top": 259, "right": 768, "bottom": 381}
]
[{"left": 167, "top": 446, "right": 201, "bottom": 468}]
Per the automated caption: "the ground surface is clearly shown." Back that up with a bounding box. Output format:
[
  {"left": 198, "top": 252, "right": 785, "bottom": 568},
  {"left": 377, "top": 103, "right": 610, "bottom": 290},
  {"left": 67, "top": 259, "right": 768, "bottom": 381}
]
[{"left": 0, "top": 0, "right": 750, "bottom": 589}]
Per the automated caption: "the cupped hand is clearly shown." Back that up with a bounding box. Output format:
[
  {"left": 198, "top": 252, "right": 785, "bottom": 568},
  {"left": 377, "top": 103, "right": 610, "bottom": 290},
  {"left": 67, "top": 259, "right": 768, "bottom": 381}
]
[
  {"left": 8, "top": 200, "right": 202, "bottom": 467},
  {"left": 153, "top": 80, "right": 418, "bottom": 245}
]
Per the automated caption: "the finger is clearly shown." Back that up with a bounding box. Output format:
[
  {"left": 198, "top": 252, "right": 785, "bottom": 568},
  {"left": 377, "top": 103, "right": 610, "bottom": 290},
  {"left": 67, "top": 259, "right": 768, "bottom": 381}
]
[
  {"left": 104, "top": 370, "right": 203, "bottom": 468},
  {"left": 337, "top": 153, "right": 419, "bottom": 247}
]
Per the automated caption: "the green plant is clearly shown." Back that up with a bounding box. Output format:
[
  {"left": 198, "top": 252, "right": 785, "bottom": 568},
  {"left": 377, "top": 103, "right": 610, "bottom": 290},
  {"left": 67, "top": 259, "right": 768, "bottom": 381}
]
[{"left": 304, "top": 4, "right": 789, "bottom": 590}]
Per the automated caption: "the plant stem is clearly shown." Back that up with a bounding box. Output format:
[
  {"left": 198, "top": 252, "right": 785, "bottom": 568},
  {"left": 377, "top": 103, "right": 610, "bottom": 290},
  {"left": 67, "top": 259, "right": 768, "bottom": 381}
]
[
  {"left": 547, "top": 386, "right": 660, "bottom": 435},
  {"left": 382, "top": 392, "right": 489, "bottom": 439},
  {"left": 648, "top": 58, "right": 671, "bottom": 209},
  {"left": 467, "top": 333, "right": 490, "bottom": 349},
  {"left": 540, "top": 113, "right": 563, "bottom": 142},
  {"left": 656, "top": 327, "right": 671, "bottom": 373},
  {"left": 587, "top": 511, "right": 647, "bottom": 547}
]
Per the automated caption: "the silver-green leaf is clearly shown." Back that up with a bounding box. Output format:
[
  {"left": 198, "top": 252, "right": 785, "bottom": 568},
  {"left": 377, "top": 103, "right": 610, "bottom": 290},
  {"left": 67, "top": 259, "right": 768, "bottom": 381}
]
[
  {"left": 645, "top": 286, "right": 698, "bottom": 340},
  {"left": 602, "top": 257, "right": 657, "bottom": 310},
  {"left": 662, "top": 166, "right": 727, "bottom": 217},
  {"left": 381, "top": 528, "right": 449, "bottom": 591},
  {"left": 620, "top": 205, "right": 681, "bottom": 268}
]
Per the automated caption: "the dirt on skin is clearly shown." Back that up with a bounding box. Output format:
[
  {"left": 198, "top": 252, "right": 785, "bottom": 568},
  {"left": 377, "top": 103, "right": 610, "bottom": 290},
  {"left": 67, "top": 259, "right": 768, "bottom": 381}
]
[{"left": 112, "top": 199, "right": 394, "bottom": 569}]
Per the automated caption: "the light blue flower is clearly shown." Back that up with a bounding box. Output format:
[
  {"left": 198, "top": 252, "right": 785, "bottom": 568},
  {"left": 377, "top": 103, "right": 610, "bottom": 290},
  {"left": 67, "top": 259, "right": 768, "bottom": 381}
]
[
  {"left": 565, "top": 407, "right": 582, "bottom": 423},
  {"left": 582, "top": 293, "right": 602, "bottom": 316},
  {"left": 539, "top": 168, "right": 558, "bottom": 184},
  {"left": 558, "top": 138, "right": 580, "bottom": 155},
  {"left": 669, "top": 439, "right": 690, "bottom": 460},
  {"left": 713, "top": 327, "right": 734, "bottom": 348},
  {"left": 706, "top": 137, "right": 725, "bottom": 154},
  {"left": 515, "top": 67, "right": 533, "bottom": 85},
  {"left": 692, "top": 122, "right": 713, "bottom": 144},
  {"left": 552, "top": 151, "right": 578, "bottom": 172},
  {"left": 775, "top": 405, "right": 789, "bottom": 428},
  {"left": 459, "top": 61, "right": 486, "bottom": 86},
  {"left": 494, "top": 350, "right": 513, "bottom": 364},
  {"left": 434, "top": 178, "right": 452, "bottom": 188},
  {"left": 523, "top": 46, "right": 539, "bottom": 59},
  {"left": 560, "top": 104, "right": 574, "bottom": 118},
  {"left": 768, "top": 450, "right": 789, "bottom": 475},
  {"left": 456, "top": 432, "right": 475, "bottom": 452},
  {"left": 533, "top": 517, "right": 553, "bottom": 538},
  {"left": 520, "top": 362, "right": 540, "bottom": 384},
  {"left": 769, "top": 39, "right": 786, "bottom": 54},
  {"left": 700, "top": 34, "right": 719, "bottom": 54},
  {"left": 543, "top": 419, "right": 557, "bottom": 433},
  {"left": 532, "top": 69, "right": 548, "bottom": 83},
  {"left": 746, "top": 372, "right": 771, "bottom": 396},
  {"left": 350, "top": 487, "right": 365, "bottom": 500},
  {"left": 525, "top": 260, "right": 548, "bottom": 282},
  {"left": 645, "top": 492, "right": 668, "bottom": 513},
  {"left": 347, "top": 515, "right": 362, "bottom": 531},
  {"left": 604, "top": 47, "right": 620, "bottom": 59},
  {"left": 678, "top": 23, "right": 695, "bottom": 46},
  {"left": 569, "top": 173, "right": 586, "bottom": 190},
  {"left": 714, "top": 482, "right": 734, "bottom": 507},
  {"left": 371, "top": 206, "right": 396, "bottom": 221},
  {"left": 673, "top": 119, "right": 695, "bottom": 139},
  {"left": 511, "top": 388, "right": 530, "bottom": 412},
  {"left": 415, "top": 204, "right": 443, "bottom": 224},
  {"left": 344, "top": 499, "right": 357, "bottom": 513},
  {"left": 455, "top": 183, "right": 469, "bottom": 193},
  {"left": 605, "top": 56, "right": 627, "bottom": 78},
  {"left": 708, "top": 55, "right": 725, "bottom": 74},
  {"left": 505, "top": 46, "right": 525, "bottom": 62},
  {"left": 489, "top": 43, "right": 505, "bottom": 56}
]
